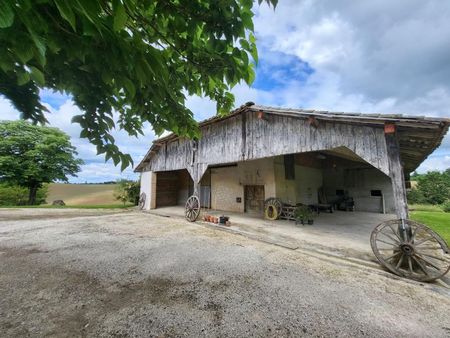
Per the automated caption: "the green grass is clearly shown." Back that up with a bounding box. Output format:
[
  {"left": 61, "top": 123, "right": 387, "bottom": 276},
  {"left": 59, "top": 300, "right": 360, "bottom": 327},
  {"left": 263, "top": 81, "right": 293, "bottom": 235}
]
[
  {"left": 408, "top": 204, "right": 443, "bottom": 212},
  {"left": 0, "top": 204, "right": 134, "bottom": 209},
  {"left": 410, "top": 210, "right": 450, "bottom": 245}
]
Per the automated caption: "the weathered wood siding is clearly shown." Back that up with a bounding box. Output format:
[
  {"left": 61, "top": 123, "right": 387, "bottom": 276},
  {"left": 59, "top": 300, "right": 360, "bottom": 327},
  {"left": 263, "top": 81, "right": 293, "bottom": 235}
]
[{"left": 145, "top": 110, "right": 390, "bottom": 181}]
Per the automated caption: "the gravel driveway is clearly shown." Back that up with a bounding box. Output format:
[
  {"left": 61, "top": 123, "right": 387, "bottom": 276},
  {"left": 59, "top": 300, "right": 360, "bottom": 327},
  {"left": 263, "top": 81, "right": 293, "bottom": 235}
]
[{"left": 0, "top": 209, "right": 449, "bottom": 337}]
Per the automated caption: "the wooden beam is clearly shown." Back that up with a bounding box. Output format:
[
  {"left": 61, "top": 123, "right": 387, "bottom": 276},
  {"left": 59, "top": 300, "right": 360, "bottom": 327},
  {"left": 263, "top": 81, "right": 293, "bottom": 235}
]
[{"left": 385, "top": 128, "right": 409, "bottom": 219}]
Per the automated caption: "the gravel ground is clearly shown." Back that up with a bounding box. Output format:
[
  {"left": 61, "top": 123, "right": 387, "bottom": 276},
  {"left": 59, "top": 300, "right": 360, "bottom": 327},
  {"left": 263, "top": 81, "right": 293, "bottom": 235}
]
[{"left": 0, "top": 209, "right": 449, "bottom": 337}]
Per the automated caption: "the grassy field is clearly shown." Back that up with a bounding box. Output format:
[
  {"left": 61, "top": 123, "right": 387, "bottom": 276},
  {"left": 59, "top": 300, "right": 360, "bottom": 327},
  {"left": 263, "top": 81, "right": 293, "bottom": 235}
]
[
  {"left": 410, "top": 204, "right": 450, "bottom": 245},
  {"left": 47, "top": 183, "right": 123, "bottom": 206}
]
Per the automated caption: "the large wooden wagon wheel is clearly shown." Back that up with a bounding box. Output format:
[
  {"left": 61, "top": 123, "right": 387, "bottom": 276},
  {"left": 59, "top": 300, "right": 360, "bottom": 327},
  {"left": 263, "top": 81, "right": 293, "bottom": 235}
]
[
  {"left": 138, "top": 193, "right": 146, "bottom": 210},
  {"left": 185, "top": 195, "right": 200, "bottom": 222},
  {"left": 371, "top": 219, "right": 450, "bottom": 282},
  {"left": 264, "top": 197, "right": 283, "bottom": 220}
]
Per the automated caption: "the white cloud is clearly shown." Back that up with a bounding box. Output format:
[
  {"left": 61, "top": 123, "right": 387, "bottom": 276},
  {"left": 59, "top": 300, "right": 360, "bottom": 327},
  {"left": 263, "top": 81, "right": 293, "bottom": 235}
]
[
  {"left": 249, "top": 0, "right": 450, "bottom": 173},
  {"left": 2, "top": 0, "right": 450, "bottom": 178}
]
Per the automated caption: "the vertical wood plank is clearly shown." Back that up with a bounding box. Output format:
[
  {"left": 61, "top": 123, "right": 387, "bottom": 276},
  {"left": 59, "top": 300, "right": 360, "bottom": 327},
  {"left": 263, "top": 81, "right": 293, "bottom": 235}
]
[{"left": 385, "top": 131, "right": 409, "bottom": 219}]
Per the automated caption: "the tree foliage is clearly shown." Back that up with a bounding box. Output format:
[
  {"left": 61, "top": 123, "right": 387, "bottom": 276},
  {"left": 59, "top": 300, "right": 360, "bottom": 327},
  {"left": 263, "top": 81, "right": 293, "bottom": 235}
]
[
  {"left": 0, "top": 183, "right": 48, "bottom": 206},
  {"left": 114, "top": 179, "right": 140, "bottom": 205},
  {"left": 0, "top": 120, "right": 83, "bottom": 204},
  {"left": 0, "top": 0, "right": 277, "bottom": 169},
  {"left": 407, "top": 170, "right": 450, "bottom": 205}
]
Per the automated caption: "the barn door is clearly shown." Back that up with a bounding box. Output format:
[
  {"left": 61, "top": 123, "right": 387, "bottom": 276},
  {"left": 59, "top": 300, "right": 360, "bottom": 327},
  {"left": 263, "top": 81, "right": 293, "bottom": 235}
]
[{"left": 244, "top": 185, "right": 265, "bottom": 213}]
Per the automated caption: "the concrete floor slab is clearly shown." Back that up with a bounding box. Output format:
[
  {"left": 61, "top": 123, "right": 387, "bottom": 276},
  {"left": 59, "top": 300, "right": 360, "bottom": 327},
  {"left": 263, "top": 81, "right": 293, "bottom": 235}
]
[{"left": 149, "top": 206, "right": 394, "bottom": 259}]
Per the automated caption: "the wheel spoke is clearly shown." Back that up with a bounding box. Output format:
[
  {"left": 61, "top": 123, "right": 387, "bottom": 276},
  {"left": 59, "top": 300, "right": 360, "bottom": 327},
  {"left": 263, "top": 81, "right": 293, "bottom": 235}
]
[
  {"left": 415, "top": 254, "right": 441, "bottom": 271},
  {"left": 412, "top": 256, "right": 430, "bottom": 276},
  {"left": 379, "top": 231, "right": 401, "bottom": 245},
  {"left": 376, "top": 238, "right": 398, "bottom": 247},
  {"left": 410, "top": 225, "right": 420, "bottom": 242},
  {"left": 415, "top": 236, "right": 435, "bottom": 246},
  {"left": 385, "top": 251, "right": 401, "bottom": 262},
  {"left": 417, "top": 245, "right": 441, "bottom": 250},
  {"left": 386, "top": 223, "right": 402, "bottom": 241},
  {"left": 395, "top": 254, "right": 405, "bottom": 269},
  {"left": 408, "top": 256, "right": 413, "bottom": 275},
  {"left": 419, "top": 252, "right": 450, "bottom": 263}
]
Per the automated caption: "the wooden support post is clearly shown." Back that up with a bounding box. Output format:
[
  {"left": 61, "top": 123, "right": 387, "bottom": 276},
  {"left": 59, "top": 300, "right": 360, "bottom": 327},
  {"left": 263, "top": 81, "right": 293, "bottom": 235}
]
[
  {"left": 385, "top": 124, "right": 409, "bottom": 219},
  {"left": 187, "top": 163, "right": 208, "bottom": 198}
]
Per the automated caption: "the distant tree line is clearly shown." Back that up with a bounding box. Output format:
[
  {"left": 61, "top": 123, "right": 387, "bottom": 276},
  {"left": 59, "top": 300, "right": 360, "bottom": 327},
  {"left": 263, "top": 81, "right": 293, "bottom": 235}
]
[{"left": 407, "top": 169, "right": 450, "bottom": 211}]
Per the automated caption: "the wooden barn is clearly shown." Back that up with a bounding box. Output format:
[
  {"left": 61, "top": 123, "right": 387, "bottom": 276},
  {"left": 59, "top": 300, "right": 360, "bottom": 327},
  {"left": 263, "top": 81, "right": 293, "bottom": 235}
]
[{"left": 135, "top": 103, "right": 449, "bottom": 220}]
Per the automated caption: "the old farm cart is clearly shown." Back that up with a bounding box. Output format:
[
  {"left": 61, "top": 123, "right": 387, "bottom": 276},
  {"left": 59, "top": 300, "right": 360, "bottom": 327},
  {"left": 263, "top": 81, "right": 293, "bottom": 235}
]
[{"left": 135, "top": 103, "right": 450, "bottom": 282}]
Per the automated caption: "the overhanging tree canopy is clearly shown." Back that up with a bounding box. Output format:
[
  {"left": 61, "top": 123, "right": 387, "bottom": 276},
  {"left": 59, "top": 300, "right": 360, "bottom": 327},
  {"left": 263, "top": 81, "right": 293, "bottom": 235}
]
[
  {"left": 0, "top": 120, "right": 83, "bottom": 204},
  {"left": 0, "top": 0, "right": 277, "bottom": 170}
]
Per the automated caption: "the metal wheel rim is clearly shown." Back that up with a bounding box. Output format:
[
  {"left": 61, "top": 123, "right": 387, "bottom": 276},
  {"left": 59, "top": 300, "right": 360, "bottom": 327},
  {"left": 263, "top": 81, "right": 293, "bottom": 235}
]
[
  {"left": 371, "top": 219, "right": 450, "bottom": 282},
  {"left": 138, "top": 193, "right": 146, "bottom": 210},
  {"left": 185, "top": 195, "right": 200, "bottom": 222}
]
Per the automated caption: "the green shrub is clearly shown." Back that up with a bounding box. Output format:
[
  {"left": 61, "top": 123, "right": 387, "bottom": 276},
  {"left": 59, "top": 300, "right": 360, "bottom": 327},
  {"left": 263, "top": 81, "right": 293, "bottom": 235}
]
[
  {"left": 0, "top": 184, "right": 48, "bottom": 206},
  {"left": 442, "top": 200, "right": 450, "bottom": 213},
  {"left": 416, "top": 171, "right": 450, "bottom": 205},
  {"left": 114, "top": 180, "right": 140, "bottom": 205},
  {"left": 407, "top": 188, "right": 426, "bottom": 204}
]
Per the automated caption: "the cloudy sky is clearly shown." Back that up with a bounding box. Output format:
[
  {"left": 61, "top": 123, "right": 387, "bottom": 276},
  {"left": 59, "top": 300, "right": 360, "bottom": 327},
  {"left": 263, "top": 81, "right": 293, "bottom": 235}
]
[{"left": 2, "top": 0, "right": 449, "bottom": 182}]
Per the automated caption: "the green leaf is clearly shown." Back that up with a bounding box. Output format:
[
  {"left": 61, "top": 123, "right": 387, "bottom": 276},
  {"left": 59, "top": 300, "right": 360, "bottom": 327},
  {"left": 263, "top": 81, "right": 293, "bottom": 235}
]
[
  {"left": 54, "top": 0, "right": 77, "bottom": 31},
  {"left": 123, "top": 78, "right": 136, "bottom": 98},
  {"left": 246, "top": 66, "right": 255, "bottom": 85},
  {"left": 29, "top": 66, "right": 45, "bottom": 86},
  {"left": 14, "top": 44, "right": 34, "bottom": 63},
  {"left": 29, "top": 33, "right": 46, "bottom": 62},
  {"left": 17, "top": 71, "right": 30, "bottom": 86},
  {"left": 79, "top": 129, "right": 89, "bottom": 138},
  {"left": 0, "top": 2, "right": 14, "bottom": 28},
  {"left": 120, "top": 157, "right": 129, "bottom": 171},
  {"left": 113, "top": 0, "right": 127, "bottom": 31},
  {"left": 71, "top": 115, "right": 84, "bottom": 124}
]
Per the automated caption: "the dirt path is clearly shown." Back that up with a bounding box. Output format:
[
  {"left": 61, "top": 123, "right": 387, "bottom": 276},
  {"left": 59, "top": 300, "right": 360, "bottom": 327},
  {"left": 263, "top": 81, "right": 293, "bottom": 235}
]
[{"left": 0, "top": 209, "right": 449, "bottom": 337}]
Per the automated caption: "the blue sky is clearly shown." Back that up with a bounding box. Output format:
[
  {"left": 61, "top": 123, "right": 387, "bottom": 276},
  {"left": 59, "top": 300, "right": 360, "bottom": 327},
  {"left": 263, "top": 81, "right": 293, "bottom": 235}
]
[{"left": 2, "top": 0, "right": 449, "bottom": 182}]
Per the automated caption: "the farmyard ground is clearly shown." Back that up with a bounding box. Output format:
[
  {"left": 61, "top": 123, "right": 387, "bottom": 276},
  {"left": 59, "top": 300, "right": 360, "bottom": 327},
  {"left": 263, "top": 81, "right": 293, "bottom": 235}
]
[{"left": 0, "top": 208, "right": 449, "bottom": 337}]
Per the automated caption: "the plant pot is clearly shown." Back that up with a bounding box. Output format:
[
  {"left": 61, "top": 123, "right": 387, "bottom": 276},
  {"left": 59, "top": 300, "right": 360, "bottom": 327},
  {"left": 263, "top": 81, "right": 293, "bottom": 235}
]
[{"left": 307, "top": 219, "right": 314, "bottom": 225}]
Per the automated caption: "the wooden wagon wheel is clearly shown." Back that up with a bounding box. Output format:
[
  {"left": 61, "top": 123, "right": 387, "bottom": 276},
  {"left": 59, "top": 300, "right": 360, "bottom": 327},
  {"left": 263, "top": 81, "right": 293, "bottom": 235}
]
[
  {"left": 185, "top": 195, "right": 200, "bottom": 222},
  {"left": 138, "top": 193, "right": 146, "bottom": 210},
  {"left": 371, "top": 219, "right": 450, "bottom": 282},
  {"left": 264, "top": 197, "right": 282, "bottom": 220}
]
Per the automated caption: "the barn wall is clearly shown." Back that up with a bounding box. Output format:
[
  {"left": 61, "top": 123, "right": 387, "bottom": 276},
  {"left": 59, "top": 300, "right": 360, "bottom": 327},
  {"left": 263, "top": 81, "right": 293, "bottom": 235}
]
[
  {"left": 155, "top": 171, "right": 178, "bottom": 207},
  {"left": 274, "top": 155, "right": 323, "bottom": 205},
  {"left": 139, "top": 171, "right": 156, "bottom": 210},
  {"left": 177, "top": 170, "right": 192, "bottom": 205},
  {"left": 210, "top": 158, "right": 276, "bottom": 212},
  {"left": 211, "top": 166, "right": 243, "bottom": 212},
  {"left": 323, "top": 167, "right": 395, "bottom": 213},
  {"left": 146, "top": 111, "right": 389, "bottom": 177}
]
